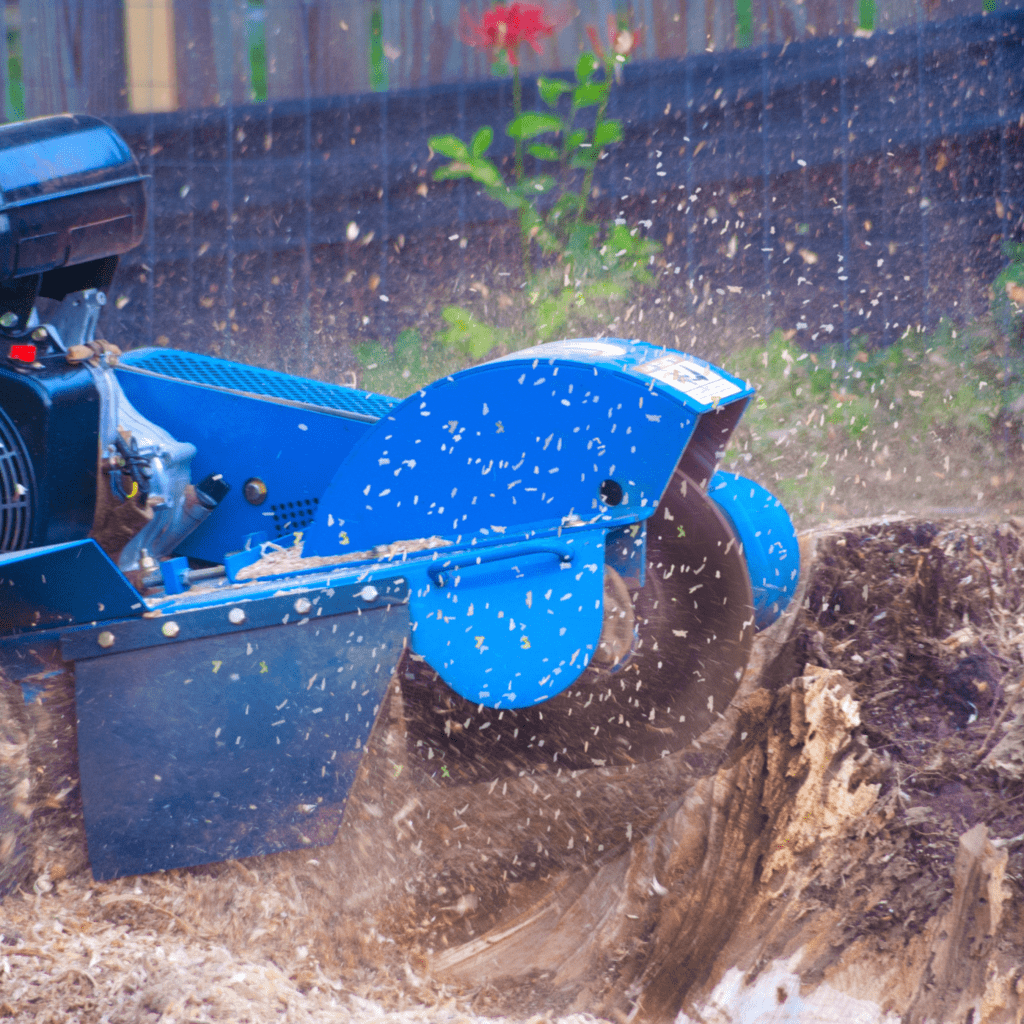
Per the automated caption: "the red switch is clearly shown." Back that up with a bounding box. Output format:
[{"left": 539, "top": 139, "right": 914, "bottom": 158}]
[{"left": 8, "top": 344, "right": 36, "bottom": 362}]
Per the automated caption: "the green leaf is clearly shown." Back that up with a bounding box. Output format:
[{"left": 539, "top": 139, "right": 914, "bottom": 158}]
[
  {"left": 354, "top": 340, "right": 388, "bottom": 368},
  {"left": 507, "top": 112, "right": 563, "bottom": 140},
  {"left": 471, "top": 126, "right": 494, "bottom": 158},
  {"left": 538, "top": 76, "right": 573, "bottom": 107},
  {"left": 563, "top": 128, "right": 587, "bottom": 153},
  {"left": 566, "top": 223, "right": 600, "bottom": 258},
  {"left": 548, "top": 193, "right": 583, "bottom": 221},
  {"left": 433, "top": 155, "right": 502, "bottom": 188},
  {"left": 582, "top": 279, "right": 628, "bottom": 301},
  {"left": 593, "top": 119, "right": 623, "bottom": 147},
  {"left": 432, "top": 164, "right": 470, "bottom": 182},
  {"left": 575, "top": 52, "right": 597, "bottom": 83},
  {"left": 512, "top": 174, "right": 555, "bottom": 200},
  {"left": 572, "top": 81, "right": 607, "bottom": 107},
  {"left": 429, "top": 134, "right": 469, "bottom": 160},
  {"left": 570, "top": 150, "right": 598, "bottom": 170},
  {"left": 465, "top": 158, "right": 503, "bottom": 188},
  {"left": 527, "top": 143, "right": 560, "bottom": 161},
  {"left": 483, "top": 183, "right": 526, "bottom": 210},
  {"left": 533, "top": 292, "right": 572, "bottom": 340},
  {"left": 519, "top": 207, "right": 559, "bottom": 254}
]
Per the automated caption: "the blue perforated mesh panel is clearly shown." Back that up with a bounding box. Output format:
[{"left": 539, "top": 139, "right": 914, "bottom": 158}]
[{"left": 120, "top": 348, "right": 398, "bottom": 421}]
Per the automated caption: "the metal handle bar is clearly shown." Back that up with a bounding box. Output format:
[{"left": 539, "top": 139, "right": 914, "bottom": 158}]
[{"left": 428, "top": 541, "right": 574, "bottom": 588}]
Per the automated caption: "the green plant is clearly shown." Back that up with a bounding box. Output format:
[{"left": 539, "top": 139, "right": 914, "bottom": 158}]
[
  {"left": 6, "top": 25, "right": 24, "bottom": 121},
  {"left": 246, "top": 0, "right": 267, "bottom": 104},
  {"left": 735, "top": 0, "right": 753, "bottom": 48},
  {"left": 720, "top": 318, "right": 1024, "bottom": 517},
  {"left": 354, "top": 328, "right": 466, "bottom": 398},
  {"left": 428, "top": 4, "right": 659, "bottom": 360},
  {"left": 990, "top": 240, "right": 1024, "bottom": 346}
]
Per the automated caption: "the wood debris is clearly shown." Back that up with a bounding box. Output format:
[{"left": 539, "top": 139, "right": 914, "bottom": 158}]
[{"left": 234, "top": 535, "right": 451, "bottom": 580}]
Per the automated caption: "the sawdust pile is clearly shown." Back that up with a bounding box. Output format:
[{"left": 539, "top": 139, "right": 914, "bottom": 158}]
[{"left": 1, "top": 518, "right": 1023, "bottom": 1023}]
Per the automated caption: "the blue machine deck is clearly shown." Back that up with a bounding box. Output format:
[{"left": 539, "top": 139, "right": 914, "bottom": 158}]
[{"left": 119, "top": 348, "right": 399, "bottom": 422}]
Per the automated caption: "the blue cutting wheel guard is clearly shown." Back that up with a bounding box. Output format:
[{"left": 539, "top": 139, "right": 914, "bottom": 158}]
[{"left": 707, "top": 471, "right": 801, "bottom": 632}]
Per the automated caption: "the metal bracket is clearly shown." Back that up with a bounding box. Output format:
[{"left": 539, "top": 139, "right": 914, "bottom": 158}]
[{"left": 61, "top": 575, "right": 409, "bottom": 661}]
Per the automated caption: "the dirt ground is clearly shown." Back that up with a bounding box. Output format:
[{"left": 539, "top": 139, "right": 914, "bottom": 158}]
[{"left": 1, "top": 514, "right": 1023, "bottom": 1022}]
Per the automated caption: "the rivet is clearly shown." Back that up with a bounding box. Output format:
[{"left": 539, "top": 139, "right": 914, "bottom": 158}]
[
  {"left": 294, "top": 597, "right": 312, "bottom": 614},
  {"left": 97, "top": 631, "right": 115, "bottom": 648},
  {"left": 358, "top": 585, "right": 379, "bottom": 603},
  {"left": 31, "top": 327, "right": 47, "bottom": 341},
  {"left": 0, "top": 312, "right": 18, "bottom": 328},
  {"left": 161, "top": 620, "right": 180, "bottom": 638},
  {"left": 228, "top": 607, "right": 246, "bottom": 624}
]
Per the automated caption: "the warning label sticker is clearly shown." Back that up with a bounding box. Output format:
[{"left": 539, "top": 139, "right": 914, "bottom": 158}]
[{"left": 634, "top": 353, "right": 744, "bottom": 406}]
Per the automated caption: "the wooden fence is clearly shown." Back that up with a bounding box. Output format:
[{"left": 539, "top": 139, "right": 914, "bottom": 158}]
[{"left": 6, "top": 0, "right": 1023, "bottom": 119}]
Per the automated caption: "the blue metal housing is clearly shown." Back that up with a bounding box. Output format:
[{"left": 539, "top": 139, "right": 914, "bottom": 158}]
[
  {"left": 71, "top": 578, "right": 408, "bottom": 880},
  {"left": 0, "top": 113, "right": 146, "bottom": 281},
  {"left": 114, "top": 348, "right": 397, "bottom": 561},
  {"left": 0, "top": 115, "right": 802, "bottom": 882},
  {"left": 305, "top": 338, "right": 754, "bottom": 555}
]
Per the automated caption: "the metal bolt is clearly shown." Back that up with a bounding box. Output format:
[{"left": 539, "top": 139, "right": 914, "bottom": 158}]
[
  {"left": 97, "top": 631, "right": 115, "bottom": 648},
  {"left": 294, "top": 597, "right": 312, "bottom": 615},
  {"left": 161, "top": 621, "right": 180, "bottom": 638},
  {"left": 0, "top": 312, "right": 18, "bottom": 328},
  {"left": 243, "top": 477, "right": 268, "bottom": 506},
  {"left": 228, "top": 607, "right": 246, "bottom": 624},
  {"left": 30, "top": 327, "right": 47, "bottom": 341},
  {"left": 358, "top": 585, "right": 379, "bottom": 603}
]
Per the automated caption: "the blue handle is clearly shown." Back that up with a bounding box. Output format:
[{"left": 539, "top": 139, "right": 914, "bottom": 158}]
[{"left": 428, "top": 541, "right": 574, "bottom": 588}]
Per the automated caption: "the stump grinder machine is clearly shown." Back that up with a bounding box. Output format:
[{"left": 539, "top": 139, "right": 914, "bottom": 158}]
[{"left": 0, "top": 115, "right": 798, "bottom": 885}]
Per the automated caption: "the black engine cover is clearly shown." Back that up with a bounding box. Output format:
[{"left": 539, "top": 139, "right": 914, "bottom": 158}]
[{"left": 0, "top": 357, "right": 98, "bottom": 551}]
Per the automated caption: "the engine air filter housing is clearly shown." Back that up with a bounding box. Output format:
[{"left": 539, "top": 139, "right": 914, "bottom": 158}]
[{"left": 0, "top": 113, "right": 146, "bottom": 288}]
